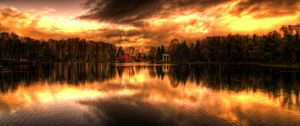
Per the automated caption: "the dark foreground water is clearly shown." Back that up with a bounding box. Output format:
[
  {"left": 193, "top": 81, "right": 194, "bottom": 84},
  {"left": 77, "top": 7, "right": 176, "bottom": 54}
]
[{"left": 0, "top": 63, "right": 300, "bottom": 126}]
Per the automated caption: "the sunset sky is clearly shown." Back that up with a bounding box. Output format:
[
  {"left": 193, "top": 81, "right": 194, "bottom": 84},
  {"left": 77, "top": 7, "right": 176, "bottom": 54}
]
[{"left": 0, "top": 0, "right": 299, "bottom": 47}]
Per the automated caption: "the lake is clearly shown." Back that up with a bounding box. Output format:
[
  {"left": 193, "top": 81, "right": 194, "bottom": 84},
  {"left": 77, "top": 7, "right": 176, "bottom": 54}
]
[{"left": 0, "top": 62, "right": 300, "bottom": 126}]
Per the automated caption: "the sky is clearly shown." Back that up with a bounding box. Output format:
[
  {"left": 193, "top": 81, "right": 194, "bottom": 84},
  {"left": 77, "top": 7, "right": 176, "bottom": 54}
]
[{"left": 0, "top": 0, "right": 300, "bottom": 47}]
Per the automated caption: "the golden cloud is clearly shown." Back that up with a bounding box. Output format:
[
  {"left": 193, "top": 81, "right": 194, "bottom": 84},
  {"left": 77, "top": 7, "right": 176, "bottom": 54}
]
[{"left": 1, "top": 0, "right": 300, "bottom": 47}]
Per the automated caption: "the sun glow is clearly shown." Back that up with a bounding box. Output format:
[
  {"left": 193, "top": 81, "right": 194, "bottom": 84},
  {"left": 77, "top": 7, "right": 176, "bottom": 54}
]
[
  {"left": 37, "top": 16, "right": 105, "bottom": 33},
  {"left": 148, "top": 12, "right": 211, "bottom": 34},
  {"left": 221, "top": 13, "right": 300, "bottom": 33}
]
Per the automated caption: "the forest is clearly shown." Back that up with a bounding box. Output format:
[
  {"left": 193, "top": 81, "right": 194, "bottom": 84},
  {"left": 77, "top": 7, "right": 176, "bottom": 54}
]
[
  {"left": 151, "top": 24, "right": 300, "bottom": 64},
  {"left": 1, "top": 24, "right": 300, "bottom": 64},
  {"left": 0, "top": 32, "right": 116, "bottom": 62}
]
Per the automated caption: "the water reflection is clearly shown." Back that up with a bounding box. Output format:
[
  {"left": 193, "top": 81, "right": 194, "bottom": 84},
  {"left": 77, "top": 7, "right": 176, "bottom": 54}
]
[{"left": 0, "top": 63, "right": 300, "bottom": 126}]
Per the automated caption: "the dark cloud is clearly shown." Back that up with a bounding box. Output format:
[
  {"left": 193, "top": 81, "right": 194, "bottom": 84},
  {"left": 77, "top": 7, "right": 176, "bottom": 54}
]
[
  {"left": 168, "top": 0, "right": 230, "bottom": 9},
  {"left": 232, "top": 0, "right": 300, "bottom": 18},
  {"left": 0, "top": 8, "right": 26, "bottom": 19},
  {"left": 78, "top": 0, "right": 229, "bottom": 24},
  {"left": 101, "top": 29, "right": 142, "bottom": 38},
  {"left": 79, "top": 0, "right": 300, "bottom": 24},
  {"left": 78, "top": 0, "right": 162, "bottom": 23}
]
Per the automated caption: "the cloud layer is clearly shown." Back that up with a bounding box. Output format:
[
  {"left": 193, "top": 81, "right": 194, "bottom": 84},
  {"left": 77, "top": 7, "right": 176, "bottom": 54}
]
[
  {"left": 232, "top": 0, "right": 300, "bottom": 18},
  {"left": 78, "top": 0, "right": 300, "bottom": 47},
  {"left": 78, "top": 0, "right": 230, "bottom": 24},
  {"left": 1, "top": 0, "right": 300, "bottom": 48}
]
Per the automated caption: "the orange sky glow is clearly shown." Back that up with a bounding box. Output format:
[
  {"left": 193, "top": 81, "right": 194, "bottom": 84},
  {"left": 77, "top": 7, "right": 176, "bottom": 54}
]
[{"left": 0, "top": 0, "right": 299, "bottom": 47}]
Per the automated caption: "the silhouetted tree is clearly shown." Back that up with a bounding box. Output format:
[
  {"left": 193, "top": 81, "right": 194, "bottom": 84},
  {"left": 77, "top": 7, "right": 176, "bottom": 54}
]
[
  {"left": 0, "top": 32, "right": 116, "bottom": 62},
  {"left": 116, "top": 47, "right": 125, "bottom": 60},
  {"left": 156, "top": 46, "right": 162, "bottom": 61},
  {"left": 159, "top": 24, "right": 300, "bottom": 64}
]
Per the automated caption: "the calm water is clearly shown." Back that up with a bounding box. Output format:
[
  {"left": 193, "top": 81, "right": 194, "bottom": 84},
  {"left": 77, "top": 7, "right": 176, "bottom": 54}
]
[{"left": 0, "top": 63, "right": 300, "bottom": 126}]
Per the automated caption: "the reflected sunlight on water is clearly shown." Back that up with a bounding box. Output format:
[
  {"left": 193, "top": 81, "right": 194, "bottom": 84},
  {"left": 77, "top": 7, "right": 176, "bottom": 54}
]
[{"left": 0, "top": 63, "right": 300, "bottom": 126}]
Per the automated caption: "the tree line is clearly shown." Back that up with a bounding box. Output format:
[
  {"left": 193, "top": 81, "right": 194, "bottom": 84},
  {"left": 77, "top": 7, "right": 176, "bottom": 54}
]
[
  {"left": 0, "top": 32, "right": 116, "bottom": 62},
  {"left": 151, "top": 24, "right": 300, "bottom": 64},
  {"left": 1, "top": 24, "right": 300, "bottom": 63}
]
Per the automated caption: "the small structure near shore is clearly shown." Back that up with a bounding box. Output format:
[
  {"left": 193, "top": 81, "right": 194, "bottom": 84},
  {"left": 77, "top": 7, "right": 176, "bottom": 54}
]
[
  {"left": 162, "top": 54, "right": 171, "bottom": 62},
  {"left": 162, "top": 64, "right": 170, "bottom": 73}
]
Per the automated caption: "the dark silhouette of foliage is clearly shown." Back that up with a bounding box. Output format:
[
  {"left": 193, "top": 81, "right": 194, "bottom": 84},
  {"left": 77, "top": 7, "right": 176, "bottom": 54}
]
[
  {"left": 2, "top": 24, "right": 300, "bottom": 64},
  {"left": 0, "top": 32, "right": 116, "bottom": 62},
  {"left": 162, "top": 24, "right": 300, "bottom": 64},
  {"left": 155, "top": 46, "right": 162, "bottom": 61},
  {"left": 116, "top": 47, "right": 125, "bottom": 60},
  {"left": 0, "top": 63, "right": 299, "bottom": 109}
]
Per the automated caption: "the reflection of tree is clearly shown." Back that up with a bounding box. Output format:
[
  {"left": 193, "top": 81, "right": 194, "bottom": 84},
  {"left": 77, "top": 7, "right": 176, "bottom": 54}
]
[
  {"left": 117, "top": 66, "right": 124, "bottom": 77},
  {"left": 0, "top": 65, "right": 39, "bottom": 92},
  {"left": 48, "top": 63, "right": 117, "bottom": 84},
  {"left": 0, "top": 63, "right": 117, "bottom": 93},
  {"left": 148, "top": 66, "right": 157, "bottom": 78},
  {"left": 168, "top": 65, "right": 189, "bottom": 87},
  {"left": 155, "top": 66, "right": 165, "bottom": 80},
  {"left": 165, "top": 64, "right": 300, "bottom": 109},
  {"left": 0, "top": 63, "right": 300, "bottom": 109}
]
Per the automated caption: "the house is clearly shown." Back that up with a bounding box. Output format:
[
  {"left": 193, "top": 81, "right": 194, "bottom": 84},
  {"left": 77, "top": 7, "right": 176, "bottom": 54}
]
[{"left": 162, "top": 54, "right": 171, "bottom": 62}]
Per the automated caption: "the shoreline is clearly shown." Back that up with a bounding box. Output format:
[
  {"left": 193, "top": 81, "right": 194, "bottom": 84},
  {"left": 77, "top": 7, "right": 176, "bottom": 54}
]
[
  {"left": 152, "top": 61, "right": 300, "bottom": 68},
  {"left": 2, "top": 59, "right": 300, "bottom": 68}
]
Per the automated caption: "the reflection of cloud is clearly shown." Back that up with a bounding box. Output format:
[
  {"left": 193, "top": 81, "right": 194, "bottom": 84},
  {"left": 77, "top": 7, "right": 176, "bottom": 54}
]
[
  {"left": 80, "top": 96, "right": 232, "bottom": 126},
  {"left": 80, "top": 85, "right": 300, "bottom": 126},
  {"left": 0, "top": 67, "right": 300, "bottom": 126}
]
